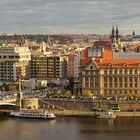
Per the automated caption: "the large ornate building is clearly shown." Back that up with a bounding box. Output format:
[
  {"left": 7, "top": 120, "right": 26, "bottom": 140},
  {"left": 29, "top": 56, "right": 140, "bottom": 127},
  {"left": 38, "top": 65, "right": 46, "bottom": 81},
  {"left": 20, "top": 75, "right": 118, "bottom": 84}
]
[{"left": 81, "top": 49, "right": 140, "bottom": 98}]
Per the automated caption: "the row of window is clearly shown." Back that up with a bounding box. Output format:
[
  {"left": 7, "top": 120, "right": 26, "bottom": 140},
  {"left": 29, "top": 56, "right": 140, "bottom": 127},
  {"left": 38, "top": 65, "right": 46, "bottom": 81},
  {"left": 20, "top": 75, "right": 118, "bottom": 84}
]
[
  {"left": 0, "top": 55, "right": 29, "bottom": 59},
  {"left": 104, "top": 77, "right": 140, "bottom": 82},
  {"left": 104, "top": 69, "right": 139, "bottom": 75},
  {"left": 84, "top": 71, "right": 99, "bottom": 75},
  {"left": 104, "top": 90, "right": 139, "bottom": 95},
  {"left": 104, "top": 82, "right": 138, "bottom": 88}
]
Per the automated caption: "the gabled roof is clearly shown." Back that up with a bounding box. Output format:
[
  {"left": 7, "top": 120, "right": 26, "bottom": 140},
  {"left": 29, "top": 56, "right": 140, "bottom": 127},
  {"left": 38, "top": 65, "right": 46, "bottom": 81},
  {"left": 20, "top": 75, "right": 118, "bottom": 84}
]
[{"left": 83, "top": 58, "right": 99, "bottom": 70}]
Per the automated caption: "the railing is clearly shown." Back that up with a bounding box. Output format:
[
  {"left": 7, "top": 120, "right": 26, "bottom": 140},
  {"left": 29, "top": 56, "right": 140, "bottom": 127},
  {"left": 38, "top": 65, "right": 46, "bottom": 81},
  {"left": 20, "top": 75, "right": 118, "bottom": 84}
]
[{"left": 39, "top": 98, "right": 65, "bottom": 111}]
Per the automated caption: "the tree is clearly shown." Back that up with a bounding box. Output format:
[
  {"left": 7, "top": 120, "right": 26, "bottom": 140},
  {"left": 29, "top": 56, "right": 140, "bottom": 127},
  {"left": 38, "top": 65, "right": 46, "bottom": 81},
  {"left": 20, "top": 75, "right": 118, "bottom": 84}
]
[{"left": 64, "top": 77, "right": 74, "bottom": 95}]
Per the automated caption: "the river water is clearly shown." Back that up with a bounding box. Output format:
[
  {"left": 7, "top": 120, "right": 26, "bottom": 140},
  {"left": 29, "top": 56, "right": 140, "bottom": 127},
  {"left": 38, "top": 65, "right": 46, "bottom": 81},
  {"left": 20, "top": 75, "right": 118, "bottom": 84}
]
[{"left": 0, "top": 117, "right": 140, "bottom": 140}]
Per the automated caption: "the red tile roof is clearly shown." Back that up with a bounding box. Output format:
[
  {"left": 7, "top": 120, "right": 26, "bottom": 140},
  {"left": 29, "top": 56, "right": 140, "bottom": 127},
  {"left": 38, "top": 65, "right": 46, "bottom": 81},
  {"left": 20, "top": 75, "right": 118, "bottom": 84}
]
[
  {"left": 28, "top": 46, "right": 40, "bottom": 51},
  {"left": 94, "top": 41, "right": 112, "bottom": 47},
  {"left": 82, "top": 49, "right": 140, "bottom": 68}
]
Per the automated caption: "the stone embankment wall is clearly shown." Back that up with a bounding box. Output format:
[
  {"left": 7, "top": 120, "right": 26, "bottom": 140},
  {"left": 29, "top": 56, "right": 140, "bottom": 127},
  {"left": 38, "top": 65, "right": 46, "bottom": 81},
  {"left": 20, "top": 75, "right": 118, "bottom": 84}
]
[
  {"left": 22, "top": 98, "right": 38, "bottom": 109},
  {"left": 41, "top": 99, "right": 140, "bottom": 111}
]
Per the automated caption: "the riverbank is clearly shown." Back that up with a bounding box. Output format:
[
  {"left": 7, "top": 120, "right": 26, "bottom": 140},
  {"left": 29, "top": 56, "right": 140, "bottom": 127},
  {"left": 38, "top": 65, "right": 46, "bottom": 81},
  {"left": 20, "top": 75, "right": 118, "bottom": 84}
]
[
  {"left": 51, "top": 110, "right": 140, "bottom": 117},
  {"left": 51, "top": 110, "right": 94, "bottom": 117}
]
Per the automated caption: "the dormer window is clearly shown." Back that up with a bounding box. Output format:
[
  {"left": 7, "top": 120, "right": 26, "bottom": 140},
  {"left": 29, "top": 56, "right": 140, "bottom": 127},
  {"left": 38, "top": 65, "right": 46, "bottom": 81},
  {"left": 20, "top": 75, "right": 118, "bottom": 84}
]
[
  {"left": 108, "top": 64, "right": 112, "bottom": 68},
  {"left": 123, "top": 64, "right": 128, "bottom": 67}
]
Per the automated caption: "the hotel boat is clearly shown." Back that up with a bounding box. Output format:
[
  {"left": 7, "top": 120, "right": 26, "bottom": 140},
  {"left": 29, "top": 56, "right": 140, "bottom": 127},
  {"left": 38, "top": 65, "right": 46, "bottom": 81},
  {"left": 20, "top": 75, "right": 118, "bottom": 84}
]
[{"left": 10, "top": 110, "right": 56, "bottom": 119}]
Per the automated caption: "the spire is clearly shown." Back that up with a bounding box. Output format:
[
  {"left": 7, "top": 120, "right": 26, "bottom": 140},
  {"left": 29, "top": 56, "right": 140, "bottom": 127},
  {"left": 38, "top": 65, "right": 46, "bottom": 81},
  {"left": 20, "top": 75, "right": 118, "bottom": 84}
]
[
  {"left": 116, "top": 26, "right": 119, "bottom": 39},
  {"left": 112, "top": 26, "right": 115, "bottom": 38}
]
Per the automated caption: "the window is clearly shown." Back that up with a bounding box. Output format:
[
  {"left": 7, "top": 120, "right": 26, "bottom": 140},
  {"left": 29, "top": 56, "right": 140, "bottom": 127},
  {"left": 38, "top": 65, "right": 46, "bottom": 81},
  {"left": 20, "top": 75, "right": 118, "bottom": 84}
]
[
  {"left": 90, "top": 66, "right": 93, "bottom": 70},
  {"left": 104, "top": 70, "right": 107, "bottom": 74},
  {"left": 119, "top": 77, "right": 122, "bottom": 82},
  {"left": 124, "top": 70, "right": 127, "bottom": 74},
  {"left": 129, "top": 70, "right": 133, "bottom": 74},
  {"left": 90, "top": 71, "right": 93, "bottom": 75},
  {"left": 114, "top": 70, "right": 117, "bottom": 74},
  {"left": 129, "top": 77, "right": 132, "bottom": 82},
  {"left": 119, "top": 70, "right": 122, "bottom": 74},
  {"left": 135, "top": 77, "right": 137, "bottom": 81},
  {"left": 124, "top": 77, "right": 127, "bottom": 82},
  {"left": 9, "top": 56, "right": 14, "bottom": 58},
  {"left": 114, "top": 90, "right": 117, "bottom": 94},
  {"left": 119, "top": 90, "right": 122, "bottom": 94},
  {"left": 134, "top": 90, "right": 137, "bottom": 94},
  {"left": 104, "top": 90, "right": 107, "bottom": 95},
  {"left": 104, "top": 83, "right": 107, "bottom": 87},
  {"left": 109, "top": 77, "right": 112, "bottom": 82},
  {"left": 124, "top": 90, "right": 127, "bottom": 94},
  {"left": 109, "top": 70, "right": 112, "bottom": 74},
  {"left": 114, "top": 77, "right": 117, "bottom": 82},
  {"left": 134, "top": 70, "right": 137, "bottom": 74},
  {"left": 104, "top": 77, "right": 107, "bottom": 82}
]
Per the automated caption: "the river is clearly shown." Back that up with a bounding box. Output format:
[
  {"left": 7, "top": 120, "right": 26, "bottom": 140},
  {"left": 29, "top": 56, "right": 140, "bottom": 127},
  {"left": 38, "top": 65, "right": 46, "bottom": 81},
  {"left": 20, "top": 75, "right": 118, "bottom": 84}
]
[{"left": 0, "top": 116, "right": 140, "bottom": 140}]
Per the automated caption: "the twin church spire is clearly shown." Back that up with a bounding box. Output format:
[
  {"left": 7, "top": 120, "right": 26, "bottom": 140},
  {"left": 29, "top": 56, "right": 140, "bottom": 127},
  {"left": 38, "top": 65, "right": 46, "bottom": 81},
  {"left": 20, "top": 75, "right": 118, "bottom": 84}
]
[{"left": 110, "top": 26, "right": 121, "bottom": 51}]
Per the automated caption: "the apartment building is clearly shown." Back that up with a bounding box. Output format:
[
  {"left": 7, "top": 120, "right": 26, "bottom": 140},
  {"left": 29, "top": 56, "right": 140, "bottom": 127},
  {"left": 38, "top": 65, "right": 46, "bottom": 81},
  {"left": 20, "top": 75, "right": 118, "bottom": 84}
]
[
  {"left": 0, "top": 47, "right": 31, "bottom": 83},
  {"left": 65, "top": 52, "right": 81, "bottom": 78},
  {"left": 30, "top": 54, "right": 67, "bottom": 84}
]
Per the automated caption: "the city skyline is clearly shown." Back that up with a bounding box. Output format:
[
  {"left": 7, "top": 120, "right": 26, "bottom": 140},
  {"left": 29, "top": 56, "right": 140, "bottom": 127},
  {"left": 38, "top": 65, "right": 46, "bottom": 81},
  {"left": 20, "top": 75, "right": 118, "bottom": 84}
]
[{"left": 0, "top": 0, "right": 140, "bottom": 34}]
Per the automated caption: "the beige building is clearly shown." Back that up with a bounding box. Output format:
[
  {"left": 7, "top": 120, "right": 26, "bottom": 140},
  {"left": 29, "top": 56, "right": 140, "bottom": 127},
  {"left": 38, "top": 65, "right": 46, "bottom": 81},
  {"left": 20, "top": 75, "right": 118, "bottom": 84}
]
[
  {"left": 0, "top": 46, "right": 31, "bottom": 83},
  {"left": 30, "top": 54, "right": 67, "bottom": 85},
  {"left": 81, "top": 50, "right": 140, "bottom": 98}
]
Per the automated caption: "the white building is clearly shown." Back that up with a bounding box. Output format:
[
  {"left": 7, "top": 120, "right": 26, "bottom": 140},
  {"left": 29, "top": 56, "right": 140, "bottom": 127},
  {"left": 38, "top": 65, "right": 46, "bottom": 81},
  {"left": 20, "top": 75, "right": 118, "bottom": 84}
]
[{"left": 0, "top": 46, "right": 31, "bottom": 83}]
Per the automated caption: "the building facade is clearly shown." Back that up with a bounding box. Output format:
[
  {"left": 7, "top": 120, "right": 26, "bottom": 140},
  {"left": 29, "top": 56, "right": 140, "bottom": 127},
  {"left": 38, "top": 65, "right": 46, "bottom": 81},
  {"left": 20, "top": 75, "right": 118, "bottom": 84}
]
[
  {"left": 65, "top": 53, "right": 81, "bottom": 78},
  {"left": 30, "top": 54, "right": 66, "bottom": 84},
  {"left": 0, "top": 47, "right": 31, "bottom": 83},
  {"left": 81, "top": 50, "right": 140, "bottom": 98}
]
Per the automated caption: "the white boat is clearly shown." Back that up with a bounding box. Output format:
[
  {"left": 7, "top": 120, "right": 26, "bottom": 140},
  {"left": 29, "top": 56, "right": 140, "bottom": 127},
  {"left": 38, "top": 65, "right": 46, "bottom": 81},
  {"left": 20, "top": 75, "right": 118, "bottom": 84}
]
[
  {"left": 95, "top": 110, "right": 116, "bottom": 119},
  {"left": 10, "top": 110, "right": 56, "bottom": 119}
]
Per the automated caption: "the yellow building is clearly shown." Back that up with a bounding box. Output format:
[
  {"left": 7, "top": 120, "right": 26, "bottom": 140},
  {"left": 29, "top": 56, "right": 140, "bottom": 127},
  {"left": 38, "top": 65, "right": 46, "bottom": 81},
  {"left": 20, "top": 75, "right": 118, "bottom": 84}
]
[{"left": 81, "top": 50, "right": 140, "bottom": 98}]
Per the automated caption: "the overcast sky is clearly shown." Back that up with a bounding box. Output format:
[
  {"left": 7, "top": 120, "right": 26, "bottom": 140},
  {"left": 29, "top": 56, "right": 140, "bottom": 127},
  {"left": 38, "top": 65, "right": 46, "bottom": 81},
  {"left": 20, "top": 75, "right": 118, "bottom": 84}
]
[{"left": 0, "top": 0, "right": 140, "bottom": 34}]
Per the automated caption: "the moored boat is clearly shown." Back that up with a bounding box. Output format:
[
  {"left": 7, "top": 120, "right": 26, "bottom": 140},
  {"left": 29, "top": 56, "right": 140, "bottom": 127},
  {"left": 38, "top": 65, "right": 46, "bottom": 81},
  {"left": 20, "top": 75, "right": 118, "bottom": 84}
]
[
  {"left": 10, "top": 110, "right": 56, "bottom": 119},
  {"left": 95, "top": 109, "right": 116, "bottom": 119}
]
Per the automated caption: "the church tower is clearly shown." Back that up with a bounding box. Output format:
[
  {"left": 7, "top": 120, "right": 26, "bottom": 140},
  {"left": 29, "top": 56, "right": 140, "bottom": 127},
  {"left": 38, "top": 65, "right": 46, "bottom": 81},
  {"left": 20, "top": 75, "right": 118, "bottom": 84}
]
[
  {"left": 110, "top": 26, "right": 121, "bottom": 51},
  {"left": 110, "top": 26, "right": 115, "bottom": 44}
]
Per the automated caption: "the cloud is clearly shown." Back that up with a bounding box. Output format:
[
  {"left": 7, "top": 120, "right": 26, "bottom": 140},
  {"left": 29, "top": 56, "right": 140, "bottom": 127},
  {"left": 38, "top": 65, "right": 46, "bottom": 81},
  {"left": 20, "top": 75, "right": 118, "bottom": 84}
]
[{"left": 0, "top": 0, "right": 140, "bottom": 34}]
